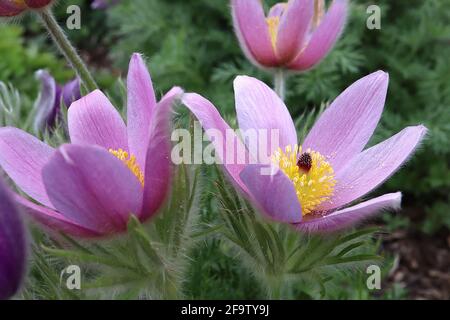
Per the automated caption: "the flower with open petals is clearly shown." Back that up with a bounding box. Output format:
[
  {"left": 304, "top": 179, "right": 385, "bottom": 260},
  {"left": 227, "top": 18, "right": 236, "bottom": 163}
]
[
  {"left": 232, "top": 0, "right": 347, "bottom": 71},
  {"left": 0, "top": 0, "right": 52, "bottom": 17},
  {"left": 0, "top": 53, "right": 182, "bottom": 238},
  {"left": 0, "top": 177, "right": 27, "bottom": 300},
  {"left": 182, "top": 71, "right": 427, "bottom": 232},
  {"left": 33, "top": 70, "right": 81, "bottom": 134}
]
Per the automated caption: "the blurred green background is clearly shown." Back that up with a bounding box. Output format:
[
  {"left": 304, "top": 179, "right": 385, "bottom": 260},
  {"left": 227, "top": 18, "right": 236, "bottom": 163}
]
[{"left": 0, "top": 0, "right": 449, "bottom": 299}]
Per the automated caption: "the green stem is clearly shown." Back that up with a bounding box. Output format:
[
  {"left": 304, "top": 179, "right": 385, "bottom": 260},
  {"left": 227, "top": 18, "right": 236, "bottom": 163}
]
[
  {"left": 37, "top": 9, "right": 98, "bottom": 92},
  {"left": 274, "top": 69, "right": 286, "bottom": 101},
  {"left": 265, "top": 273, "right": 284, "bottom": 300}
]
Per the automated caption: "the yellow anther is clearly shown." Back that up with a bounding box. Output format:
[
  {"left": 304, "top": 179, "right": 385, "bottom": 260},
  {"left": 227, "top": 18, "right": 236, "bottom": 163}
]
[
  {"left": 272, "top": 145, "right": 336, "bottom": 216},
  {"left": 109, "top": 148, "right": 145, "bottom": 187}
]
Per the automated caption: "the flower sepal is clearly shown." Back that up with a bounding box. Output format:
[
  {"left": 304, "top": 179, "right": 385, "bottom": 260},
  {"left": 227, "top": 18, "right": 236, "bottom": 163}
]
[
  {"left": 215, "top": 168, "right": 383, "bottom": 299},
  {"left": 37, "top": 165, "right": 200, "bottom": 299}
]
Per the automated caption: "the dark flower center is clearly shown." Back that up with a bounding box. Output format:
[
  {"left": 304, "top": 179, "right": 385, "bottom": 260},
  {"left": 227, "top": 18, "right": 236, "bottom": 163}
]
[{"left": 297, "top": 152, "right": 312, "bottom": 172}]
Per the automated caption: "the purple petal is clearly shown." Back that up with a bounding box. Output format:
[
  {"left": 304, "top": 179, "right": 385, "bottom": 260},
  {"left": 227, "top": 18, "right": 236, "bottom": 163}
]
[
  {"left": 61, "top": 78, "right": 81, "bottom": 108},
  {"left": 127, "top": 53, "right": 157, "bottom": 170},
  {"left": 42, "top": 144, "right": 143, "bottom": 236},
  {"left": 0, "top": 0, "right": 25, "bottom": 17},
  {"left": 15, "top": 195, "right": 101, "bottom": 238},
  {"left": 0, "top": 127, "right": 55, "bottom": 208},
  {"left": 68, "top": 90, "right": 128, "bottom": 151},
  {"left": 240, "top": 164, "right": 302, "bottom": 223},
  {"left": 182, "top": 93, "right": 252, "bottom": 195},
  {"left": 321, "top": 125, "right": 427, "bottom": 211},
  {"left": 268, "top": 3, "right": 286, "bottom": 18},
  {"left": 295, "top": 192, "right": 401, "bottom": 233},
  {"left": 303, "top": 71, "right": 389, "bottom": 173},
  {"left": 276, "top": 0, "right": 314, "bottom": 63},
  {"left": 234, "top": 76, "right": 297, "bottom": 158},
  {"left": 33, "top": 70, "right": 59, "bottom": 134},
  {"left": 141, "top": 87, "right": 182, "bottom": 220},
  {"left": 0, "top": 179, "right": 26, "bottom": 300},
  {"left": 288, "top": 0, "right": 348, "bottom": 71},
  {"left": 231, "top": 0, "right": 278, "bottom": 68}
]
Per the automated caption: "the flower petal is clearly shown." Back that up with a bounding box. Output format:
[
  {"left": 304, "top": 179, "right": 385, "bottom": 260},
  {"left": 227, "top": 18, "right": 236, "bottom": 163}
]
[
  {"left": 42, "top": 144, "right": 143, "bottom": 236},
  {"left": 321, "top": 125, "right": 427, "bottom": 210},
  {"left": 127, "top": 53, "right": 157, "bottom": 169},
  {"left": 288, "top": 0, "right": 348, "bottom": 71},
  {"left": 0, "top": 127, "right": 55, "bottom": 208},
  {"left": 61, "top": 78, "right": 81, "bottom": 108},
  {"left": 234, "top": 76, "right": 297, "bottom": 158},
  {"left": 231, "top": 0, "right": 278, "bottom": 67},
  {"left": 303, "top": 71, "right": 389, "bottom": 173},
  {"left": 276, "top": 0, "right": 314, "bottom": 63},
  {"left": 295, "top": 192, "right": 401, "bottom": 233},
  {"left": 68, "top": 90, "right": 128, "bottom": 151},
  {"left": 33, "top": 70, "right": 58, "bottom": 134},
  {"left": 141, "top": 87, "right": 182, "bottom": 220},
  {"left": 24, "top": 0, "right": 52, "bottom": 8},
  {"left": 0, "top": 0, "right": 25, "bottom": 17},
  {"left": 15, "top": 195, "right": 101, "bottom": 238},
  {"left": 240, "top": 164, "right": 302, "bottom": 223},
  {"left": 182, "top": 93, "right": 252, "bottom": 195},
  {"left": 0, "top": 179, "right": 26, "bottom": 300}
]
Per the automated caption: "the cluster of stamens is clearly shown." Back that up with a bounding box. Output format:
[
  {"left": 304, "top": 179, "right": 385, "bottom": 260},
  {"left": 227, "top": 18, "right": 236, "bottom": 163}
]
[
  {"left": 272, "top": 145, "right": 336, "bottom": 216},
  {"left": 109, "top": 148, "right": 145, "bottom": 187}
]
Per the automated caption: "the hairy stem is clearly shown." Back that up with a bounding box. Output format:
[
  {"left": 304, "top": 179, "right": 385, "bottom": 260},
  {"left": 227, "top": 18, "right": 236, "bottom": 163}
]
[
  {"left": 37, "top": 9, "right": 98, "bottom": 92},
  {"left": 274, "top": 69, "right": 286, "bottom": 101}
]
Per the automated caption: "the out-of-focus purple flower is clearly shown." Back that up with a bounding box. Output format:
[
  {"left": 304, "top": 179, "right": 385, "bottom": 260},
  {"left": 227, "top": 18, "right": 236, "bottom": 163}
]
[
  {"left": 33, "top": 70, "right": 81, "bottom": 134},
  {"left": 0, "top": 177, "right": 27, "bottom": 300},
  {"left": 0, "top": 53, "right": 183, "bottom": 238},
  {"left": 0, "top": 0, "right": 53, "bottom": 17},
  {"left": 91, "top": 0, "right": 120, "bottom": 10},
  {"left": 182, "top": 71, "right": 427, "bottom": 233},
  {"left": 232, "top": 0, "right": 348, "bottom": 72}
]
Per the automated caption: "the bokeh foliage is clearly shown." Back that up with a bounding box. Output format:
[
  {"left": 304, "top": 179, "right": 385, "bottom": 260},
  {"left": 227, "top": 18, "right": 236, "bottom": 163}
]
[{"left": 0, "top": 0, "right": 448, "bottom": 299}]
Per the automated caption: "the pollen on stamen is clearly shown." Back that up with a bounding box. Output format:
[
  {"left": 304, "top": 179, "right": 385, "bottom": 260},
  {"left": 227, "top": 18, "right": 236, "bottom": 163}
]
[
  {"left": 272, "top": 145, "right": 336, "bottom": 216},
  {"left": 109, "top": 148, "right": 145, "bottom": 187}
]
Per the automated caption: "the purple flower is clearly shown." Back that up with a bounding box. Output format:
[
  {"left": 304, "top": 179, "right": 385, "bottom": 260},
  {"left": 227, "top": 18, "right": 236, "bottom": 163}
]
[
  {"left": 0, "top": 177, "right": 27, "bottom": 300},
  {"left": 0, "top": 0, "right": 53, "bottom": 17},
  {"left": 232, "top": 0, "right": 347, "bottom": 71},
  {"left": 182, "top": 71, "right": 427, "bottom": 232},
  {"left": 91, "top": 0, "right": 120, "bottom": 10},
  {"left": 0, "top": 53, "right": 183, "bottom": 238},
  {"left": 33, "top": 70, "right": 81, "bottom": 134}
]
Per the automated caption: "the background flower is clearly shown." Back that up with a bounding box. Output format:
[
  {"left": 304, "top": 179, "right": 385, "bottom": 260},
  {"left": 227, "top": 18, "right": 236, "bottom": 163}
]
[
  {"left": 232, "top": 0, "right": 348, "bottom": 71},
  {"left": 33, "top": 70, "right": 81, "bottom": 134}
]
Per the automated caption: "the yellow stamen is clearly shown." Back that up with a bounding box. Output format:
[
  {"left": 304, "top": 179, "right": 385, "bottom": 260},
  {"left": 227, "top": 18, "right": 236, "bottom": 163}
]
[
  {"left": 266, "top": 16, "right": 280, "bottom": 50},
  {"left": 109, "top": 148, "right": 145, "bottom": 187},
  {"left": 272, "top": 145, "right": 336, "bottom": 216}
]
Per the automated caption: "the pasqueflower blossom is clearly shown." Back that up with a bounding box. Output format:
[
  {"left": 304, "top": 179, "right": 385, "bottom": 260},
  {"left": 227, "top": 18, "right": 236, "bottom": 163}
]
[
  {"left": 0, "top": 177, "right": 27, "bottom": 300},
  {"left": 232, "top": 0, "right": 347, "bottom": 71},
  {"left": 33, "top": 70, "right": 81, "bottom": 134},
  {"left": 0, "top": 53, "right": 182, "bottom": 237},
  {"left": 182, "top": 71, "right": 427, "bottom": 232},
  {"left": 0, "top": 0, "right": 52, "bottom": 17}
]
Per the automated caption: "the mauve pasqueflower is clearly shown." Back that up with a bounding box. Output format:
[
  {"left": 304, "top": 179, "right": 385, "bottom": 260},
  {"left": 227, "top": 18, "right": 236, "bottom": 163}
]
[
  {"left": 0, "top": 0, "right": 52, "bottom": 17},
  {"left": 182, "top": 71, "right": 427, "bottom": 232},
  {"left": 232, "top": 0, "right": 347, "bottom": 71},
  {"left": 33, "top": 70, "right": 81, "bottom": 134},
  {"left": 0, "top": 177, "right": 27, "bottom": 300},
  {"left": 0, "top": 53, "right": 182, "bottom": 238}
]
